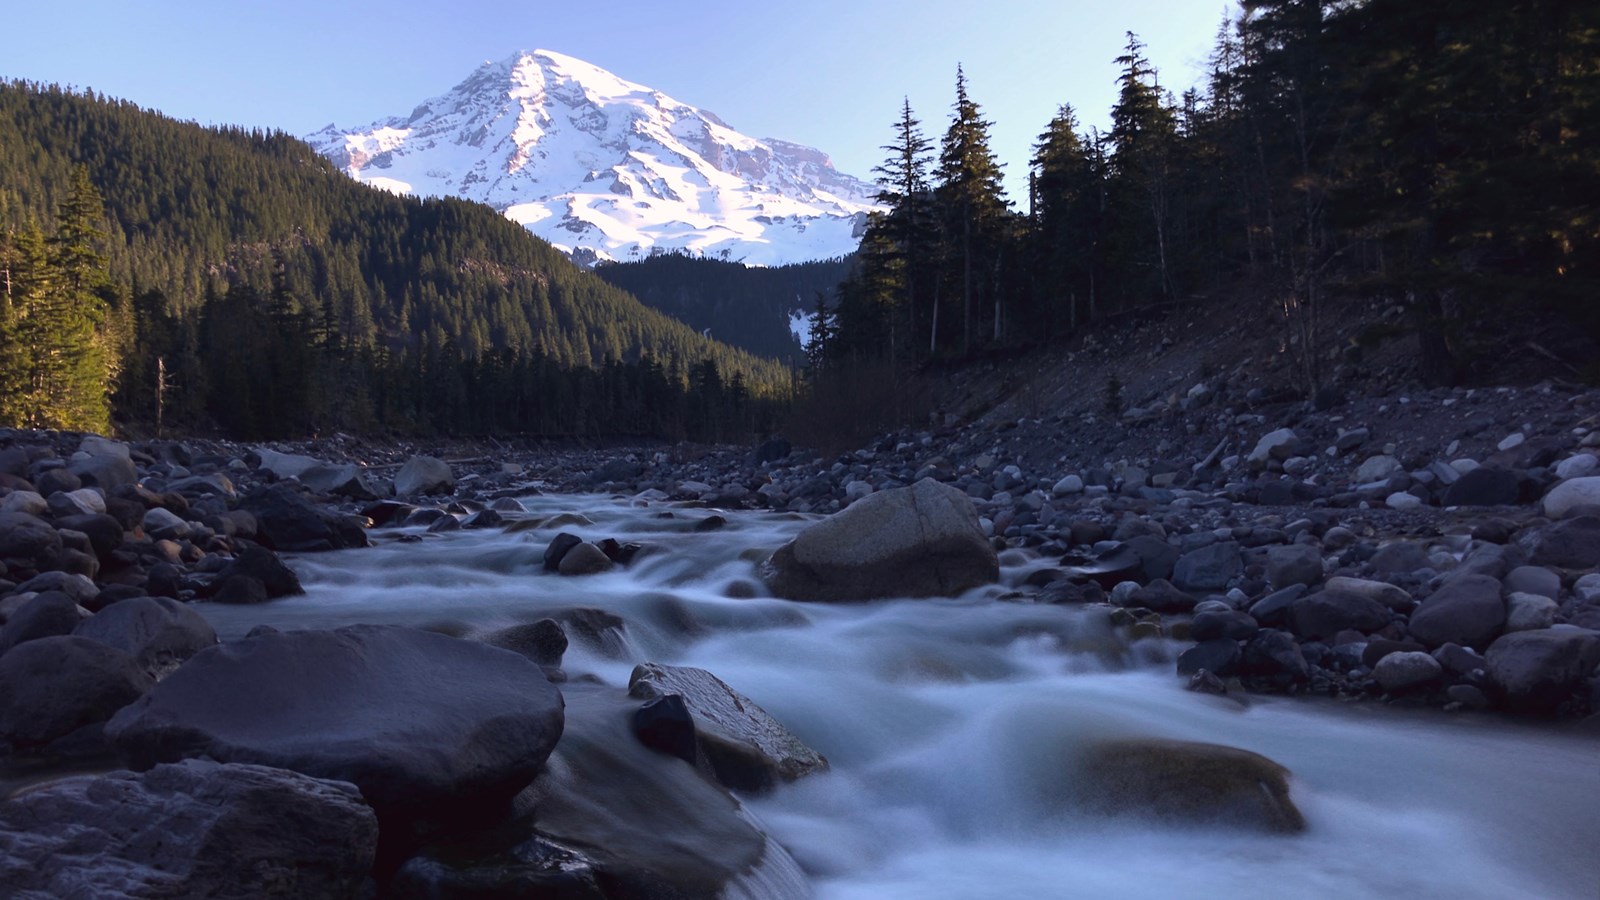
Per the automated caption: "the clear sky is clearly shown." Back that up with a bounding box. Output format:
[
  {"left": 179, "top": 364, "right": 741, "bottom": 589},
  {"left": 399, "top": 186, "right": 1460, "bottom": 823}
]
[{"left": 6, "top": 0, "right": 1231, "bottom": 201}]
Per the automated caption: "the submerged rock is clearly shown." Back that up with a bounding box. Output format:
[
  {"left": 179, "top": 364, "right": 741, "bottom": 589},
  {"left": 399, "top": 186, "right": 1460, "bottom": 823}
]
[
  {"left": 1069, "top": 738, "right": 1306, "bottom": 834},
  {"left": 759, "top": 477, "right": 998, "bottom": 601},
  {"left": 0, "top": 760, "right": 378, "bottom": 899}
]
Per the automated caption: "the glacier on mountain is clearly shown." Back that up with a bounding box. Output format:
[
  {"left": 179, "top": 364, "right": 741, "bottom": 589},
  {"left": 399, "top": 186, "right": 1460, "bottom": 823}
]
[{"left": 306, "top": 49, "right": 879, "bottom": 266}]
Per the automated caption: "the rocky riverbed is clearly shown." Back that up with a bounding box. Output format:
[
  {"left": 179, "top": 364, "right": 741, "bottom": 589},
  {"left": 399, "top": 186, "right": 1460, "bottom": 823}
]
[{"left": 1, "top": 377, "right": 1599, "bottom": 896}]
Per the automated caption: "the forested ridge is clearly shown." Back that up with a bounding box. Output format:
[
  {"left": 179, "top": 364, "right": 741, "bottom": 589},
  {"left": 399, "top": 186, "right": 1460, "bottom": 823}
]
[
  {"left": 594, "top": 254, "right": 853, "bottom": 363},
  {"left": 824, "top": 0, "right": 1599, "bottom": 395},
  {"left": 0, "top": 80, "right": 790, "bottom": 440}
]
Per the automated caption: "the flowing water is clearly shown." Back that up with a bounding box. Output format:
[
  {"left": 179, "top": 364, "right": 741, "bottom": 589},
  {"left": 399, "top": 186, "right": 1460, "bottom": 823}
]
[{"left": 199, "top": 493, "right": 1600, "bottom": 900}]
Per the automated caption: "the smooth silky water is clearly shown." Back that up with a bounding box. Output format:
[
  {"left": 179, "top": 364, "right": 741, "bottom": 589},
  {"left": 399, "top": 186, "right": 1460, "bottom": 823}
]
[{"left": 198, "top": 493, "right": 1600, "bottom": 900}]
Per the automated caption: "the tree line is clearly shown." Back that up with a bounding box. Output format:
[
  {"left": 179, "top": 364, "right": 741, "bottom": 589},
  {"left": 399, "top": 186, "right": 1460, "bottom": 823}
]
[
  {"left": 0, "top": 81, "right": 792, "bottom": 439},
  {"left": 821, "top": 0, "right": 1599, "bottom": 392}
]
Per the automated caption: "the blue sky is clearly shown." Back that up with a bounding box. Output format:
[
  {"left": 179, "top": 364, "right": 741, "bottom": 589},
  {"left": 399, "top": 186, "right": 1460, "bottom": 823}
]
[{"left": 6, "top": 0, "right": 1230, "bottom": 201}]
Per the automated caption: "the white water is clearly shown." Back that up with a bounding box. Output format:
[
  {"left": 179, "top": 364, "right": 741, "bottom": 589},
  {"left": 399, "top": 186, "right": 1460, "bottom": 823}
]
[{"left": 199, "top": 493, "right": 1600, "bottom": 900}]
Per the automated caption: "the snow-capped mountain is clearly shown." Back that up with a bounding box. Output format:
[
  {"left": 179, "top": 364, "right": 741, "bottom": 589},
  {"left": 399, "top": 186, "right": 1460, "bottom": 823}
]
[{"left": 307, "top": 50, "right": 879, "bottom": 266}]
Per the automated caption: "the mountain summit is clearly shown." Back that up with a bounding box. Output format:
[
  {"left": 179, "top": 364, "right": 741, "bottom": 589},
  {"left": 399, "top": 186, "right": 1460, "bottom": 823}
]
[{"left": 307, "top": 50, "right": 878, "bottom": 266}]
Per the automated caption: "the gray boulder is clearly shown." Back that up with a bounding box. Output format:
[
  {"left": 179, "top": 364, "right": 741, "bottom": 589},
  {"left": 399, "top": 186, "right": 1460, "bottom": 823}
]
[
  {"left": 238, "top": 483, "right": 368, "bottom": 552},
  {"left": 74, "top": 596, "right": 218, "bottom": 673},
  {"left": 1542, "top": 476, "right": 1600, "bottom": 519},
  {"left": 759, "top": 478, "right": 998, "bottom": 601},
  {"left": 1247, "top": 429, "right": 1301, "bottom": 467},
  {"left": 0, "top": 511, "right": 61, "bottom": 569},
  {"left": 629, "top": 662, "right": 828, "bottom": 792},
  {"left": 67, "top": 436, "right": 138, "bottom": 490},
  {"left": 0, "top": 760, "right": 377, "bottom": 900},
  {"left": 557, "top": 541, "right": 614, "bottom": 576},
  {"left": 1485, "top": 628, "right": 1600, "bottom": 712},
  {"left": 0, "top": 635, "right": 152, "bottom": 753},
  {"left": 1266, "top": 544, "right": 1323, "bottom": 589},
  {"left": 1408, "top": 575, "right": 1506, "bottom": 649},
  {"left": 299, "top": 463, "right": 382, "bottom": 500},
  {"left": 1324, "top": 576, "right": 1413, "bottom": 611},
  {"left": 1373, "top": 651, "right": 1444, "bottom": 692},
  {"left": 252, "top": 448, "right": 324, "bottom": 480},
  {"left": 1442, "top": 466, "right": 1521, "bottom": 507},
  {"left": 1288, "top": 590, "right": 1393, "bottom": 640},
  {"left": 1172, "top": 541, "right": 1241, "bottom": 592},
  {"left": 106, "top": 625, "right": 564, "bottom": 824},
  {"left": 1528, "top": 516, "right": 1600, "bottom": 569},
  {"left": 0, "top": 591, "right": 86, "bottom": 656},
  {"left": 1068, "top": 738, "right": 1305, "bottom": 833},
  {"left": 394, "top": 455, "right": 455, "bottom": 497}
]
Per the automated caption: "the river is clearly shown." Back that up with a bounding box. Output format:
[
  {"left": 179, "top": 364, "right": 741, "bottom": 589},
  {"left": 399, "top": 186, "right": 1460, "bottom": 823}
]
[{"left": 198, "top": 491, "right": 1600, "bottom": 900}]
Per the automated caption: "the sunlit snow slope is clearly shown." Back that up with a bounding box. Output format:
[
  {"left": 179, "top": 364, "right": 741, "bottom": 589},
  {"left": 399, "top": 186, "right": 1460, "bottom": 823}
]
[{"left": 307, "top": 50, "right": 879, "bottom": 266}]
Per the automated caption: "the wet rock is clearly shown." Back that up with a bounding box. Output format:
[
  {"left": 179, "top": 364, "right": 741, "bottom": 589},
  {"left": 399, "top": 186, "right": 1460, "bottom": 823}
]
[
  {"left": 557, "top": 541, "right": 614, "bottom": 576},
  {"left": 0, "top": 635, "right": 152, "bottom": 754},
  {"left": 1239, "top": 630, "right": 1310, "bottom": 684},
  {"left": 629, "top": 662, "right": 827, "bottom": 792},
  {"left": 212, "top": 545, "right": 304, "bottom": 600},
  {"left": 1485, "top": 628, "right": 1600, "bottom": 712},
  {"left": 1125, "top": 579, "right": 1198, "bottom": 613},
  {"left": 1177, "top": 639, "right": 1241, "bottom": 677},
  {"left": 1288, "top": 590, "right": 1393, "bottom": 640},
  {"left": 106, "top": 625, "right": 565, "bottom": 827},
  {"left": 1172, "top": 541, "right": 1241, "bottom": 593},
  {"left": 482, "top": 618, "right": 568, "bottom": 666},
  {"left": 1408, "top": 575, "right": 1506, "bottom": 649},
  {"left": 0, "top": 760, "right": 378, "bottom": 900},
  {"left": 73, "top": 596, "right": 218, "bottom": 673},
  {"left": 1069, "top": 739, "right": 1305, "bottom": 833},
  {"left": 759, "top": 478, "right": 998, "bottom": 602},
  {"left": 631, "top": 693, "right": 698, "bottom": 766},
  {"left": 394, "top": 455, "right": 455, "bottom": 498},
  {"left": 461, "top": 509, "right": 504, "bottom": 529},
  {"left": 1191, "top": 609, "right": 1260, "bottom": 642},
  {"left": 541, "top": 532, "right": 583, "bottom": 571},
  {"left": 1373, "top": 651, "right": 1443, "bottom": 692},
  {"left": 1248, "top": 584, "right": 1307, "bottom": 628}
]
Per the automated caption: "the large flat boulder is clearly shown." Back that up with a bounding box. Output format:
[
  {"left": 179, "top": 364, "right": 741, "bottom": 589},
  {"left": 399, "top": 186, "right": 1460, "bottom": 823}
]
[
  {"left": 629, "top": 662, "right": 827, "bottom": 792},
  {"left": 0, "top": 760, "right": 378, "bottom": 899},
  {"left": 106, "top": 625, "right": 565, "bottom": 824},
  {"left": 758, "top": 477, "right": 998, "bottom": 601}
]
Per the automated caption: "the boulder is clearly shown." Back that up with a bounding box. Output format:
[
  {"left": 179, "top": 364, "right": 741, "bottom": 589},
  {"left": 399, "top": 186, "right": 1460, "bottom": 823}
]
[
  {"left": 1176, "top": 639, "right": 1242, "bottom": 677},
  {"left": 1442, "top": 466, "right": 1521, "bottom": 507},
  {"left": 482, "top": 619, "right": 568, "bottom": 666},
  {"left": 1542, "top": 476, "right": 1600, "bottom": 519},
  {"left": 106, "top": 625, "right": 564, "bottom": 825},
  {"left": 73, "top": 596, "right": 218, "bottom": 672},
  {"left": 629, "top": 662, "right": 828, "bottom": 792},
  {"left": 1172, "top": 541, "right": 1241, "bottom": 592},
  {"left": 67, "top": 436, "right": 138, "bottom": 490},
  {"left": 1505, "top": 592, "right": 1559, "bottom": 632},
  {"left": 0, "top": 635, "right": 152, "bottom": 753},
  {"left": 1324, "top": 576, "right": 1413, "bottom": 611},
  {"left": 1068, "top": 738, "right": 1305, "bottom": 833},
  {"left": 1407, "top": 575, "right": 1506, "bottom": 649},
  {"left": 0, "top": 760, "right": 378, "bottom": 900},
  {"left": 1503, "top": 566, "right": 1561, "bottom": 600},
  {"left": 1266, "top": 544, "right": 1323, "bottom": 588},
  {"left": 52, "top": 512, "right": 124, "bottom": 559},
  {"left": 1190, "top": 609, "right": 1260, "bottom": 642},
  {"left": 49, "top": 487, "right": 107, "bottom": 517},
  {"left": 1553, "top": 453, "right": 1599, "bottom": 480},
  {"left": 252, "top": 448, "right": 324, "bottom": 480},
  {"left": 0, "top": 511, "right": 61, "bottom": 569},
  {"left": 1354, "top": 454, "right": 1403, "bottom": 483},
  {"left": 238, "top": 483, "right": 368, "bottom": 552},
  {"left": 299, "top": 463, "right": 381, "bottom": 500},
  {"left": 542, "top": 532, "right": 584, "bottom": 571},
  {"left": 1485, "top": 628, "right": 1600, "bottom": 712},
  {"left": 1528, "top": 516, "right": 1600, "bottom": 569},
  {"left": 392, "top": 684, "right": 804, "bottom": 900},
  {"left": 557, "top": 541, "right": 614, "bottom": 576},
  {"left": 759, "top": 478, "right": 998, "bottom": 602},
  {"left": 1288, "top": 590, "right": 1393, "bottom": 640},
  {"left": 142, "top": 506, "right": 193, "bottom": 541},
  {"left": 0, "top": 489, "right": 47, "bottom": 516},
  {"left": 1373, "top": 651, "right": 1444, "bottom": 692},
  {"left": 394, "top": 455, "right": 455, "bottom": 497},
  {"left": 211, "top": 545, "right": 304, "bottom": 600},
  {"left": 0, "top": 591, "right": 85, "bottom": 656},
  {"left": 1247, "top": 429, "right": 1301, "bottom": 467}
]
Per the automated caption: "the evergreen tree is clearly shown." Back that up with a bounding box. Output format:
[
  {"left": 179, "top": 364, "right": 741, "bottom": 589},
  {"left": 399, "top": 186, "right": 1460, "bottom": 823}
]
[
  {"left": 1029, "top": 105, "right": 1099, "bottom": 335},
  {"left": 935, "top": 66, "right": 1010, "bottom": 352},
  {"left": 1106, "top": 33, "right": 1180, "bottom": 308}
]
